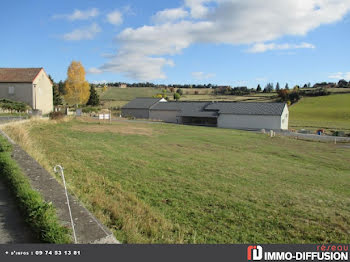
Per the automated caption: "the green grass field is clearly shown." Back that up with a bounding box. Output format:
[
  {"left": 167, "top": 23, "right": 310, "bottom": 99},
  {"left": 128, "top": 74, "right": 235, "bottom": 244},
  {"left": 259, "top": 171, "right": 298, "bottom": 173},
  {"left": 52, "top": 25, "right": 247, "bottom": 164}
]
[
  {"left": 100, "top": 87, "right": 169, "bottom": 101},
  {"left": 3, "top": 119, "right": 350, "bottom": 244},
  {"left": 289, "top": 94, "right": 350, "bottom": 132}
]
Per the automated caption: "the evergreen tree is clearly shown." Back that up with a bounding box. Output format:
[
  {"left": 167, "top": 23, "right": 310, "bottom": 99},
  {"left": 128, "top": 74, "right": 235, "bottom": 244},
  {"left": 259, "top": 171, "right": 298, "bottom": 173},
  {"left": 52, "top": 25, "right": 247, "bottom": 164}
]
[
  {"left": 285, "top": 83, "right": 289, "bottom": 90},
  {"left": 58, "top": 80, "right": 66, "bottom": 95},
  {"left": 86, "top": 85, "right": 100, "bottom": 106},
  {"left": 49, "top": 75, "right": 63, "bottom": 106},
  {"left": 256, "top": 84, "right": 262, "bottom": 92},
  {"left": 276, "top": 82, "right": 280, "bottom": 92},
  {"left": 53, "top": 85, "right": 63, "bottom": 106}
]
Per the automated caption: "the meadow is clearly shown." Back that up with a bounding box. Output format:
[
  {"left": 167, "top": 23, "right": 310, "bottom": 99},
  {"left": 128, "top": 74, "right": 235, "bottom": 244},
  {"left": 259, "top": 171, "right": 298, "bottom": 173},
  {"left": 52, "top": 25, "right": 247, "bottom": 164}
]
[
  {"left": 289, "top": 94, "right": 350, "bottom": 132},
  {"left": 2, "top": 118, "right": 350, "bottom": 243}
]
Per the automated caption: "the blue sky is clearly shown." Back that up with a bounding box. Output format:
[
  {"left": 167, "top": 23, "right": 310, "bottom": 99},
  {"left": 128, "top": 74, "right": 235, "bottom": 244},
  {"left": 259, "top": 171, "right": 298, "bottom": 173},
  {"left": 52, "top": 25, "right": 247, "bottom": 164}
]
[{"left": 1, "top": 0, "right": 350, "bottom": 88}]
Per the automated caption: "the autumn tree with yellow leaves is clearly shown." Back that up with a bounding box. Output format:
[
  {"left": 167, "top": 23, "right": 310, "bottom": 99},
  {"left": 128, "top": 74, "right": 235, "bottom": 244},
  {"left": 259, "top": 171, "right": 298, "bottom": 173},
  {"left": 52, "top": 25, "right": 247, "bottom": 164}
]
[{"left": 64, "top": 61, "right": 90, "bottom": 105}]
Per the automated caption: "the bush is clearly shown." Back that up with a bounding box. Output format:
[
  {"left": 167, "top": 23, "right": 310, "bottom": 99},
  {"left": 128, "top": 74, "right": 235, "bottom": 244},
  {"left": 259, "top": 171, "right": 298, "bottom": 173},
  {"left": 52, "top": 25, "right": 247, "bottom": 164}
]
[
  {"left": 0, "top": 99, "right": 28, "bottom": 112},
  {"left": 0, "top": 136, "right": 71, "bottom": 243},
  {"left": 82, "top": 107, "right": 100, "bottom": 113},
  {"left": 176, "top": 89, "right": 183, "bottom": 95},
  {"left": 173, "top": 93, "right": 181, "bottom": 101},
  {"left": 49, "top": 111, "right": 65, "bottom": 120},
  {"left": 300, "top": 87, "right": 330, "bottom": 97}
]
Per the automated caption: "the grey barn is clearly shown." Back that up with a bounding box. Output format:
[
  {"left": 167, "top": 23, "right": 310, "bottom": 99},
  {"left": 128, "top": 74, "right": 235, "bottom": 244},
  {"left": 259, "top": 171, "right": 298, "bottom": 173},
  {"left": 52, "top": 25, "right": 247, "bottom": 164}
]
[{"left": 122, "top": 98, "right": 289, "bottom": 130}]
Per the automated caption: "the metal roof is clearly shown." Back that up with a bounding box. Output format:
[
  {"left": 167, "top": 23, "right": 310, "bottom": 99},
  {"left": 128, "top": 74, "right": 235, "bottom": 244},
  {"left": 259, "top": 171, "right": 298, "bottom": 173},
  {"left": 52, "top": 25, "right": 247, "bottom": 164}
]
[
  {"left": 179, "top": 111, "right": 218, "bottom": 118},
  {"left": 122, "top": 98, "right": 162, "bottom": 109},
  {"left": 205, "top": 102, "right": 286, "bottom": 116},
  {"left": 124, "top": 99, "right": 286, "bottom": 116},
  {"left": 150, "top": 102, "right": 181, "bottom": 111},
  {"left": 0, "top": 68, "right": 43, "bottom": 83}
]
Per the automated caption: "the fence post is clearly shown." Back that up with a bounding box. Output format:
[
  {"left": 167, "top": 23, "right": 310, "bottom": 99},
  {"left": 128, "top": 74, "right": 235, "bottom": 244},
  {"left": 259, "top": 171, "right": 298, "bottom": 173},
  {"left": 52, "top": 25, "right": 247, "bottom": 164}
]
[{"left": 54, "top": 165, "right": 77, "bottom": 244}]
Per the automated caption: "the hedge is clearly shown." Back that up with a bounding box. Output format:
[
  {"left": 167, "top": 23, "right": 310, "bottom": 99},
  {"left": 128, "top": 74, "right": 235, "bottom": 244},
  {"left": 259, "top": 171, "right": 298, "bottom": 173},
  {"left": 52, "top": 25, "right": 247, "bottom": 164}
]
[{"left": 0, "top": 135, "right": 72, "bottom": 243}]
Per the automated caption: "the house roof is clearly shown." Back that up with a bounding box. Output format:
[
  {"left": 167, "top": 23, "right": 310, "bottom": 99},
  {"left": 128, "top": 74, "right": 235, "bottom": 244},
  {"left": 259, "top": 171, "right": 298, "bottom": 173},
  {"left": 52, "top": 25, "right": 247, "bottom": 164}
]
[
  {"left": 122, "top": 98, "right": 162, "bottom": 109},
  {"left": 0, "top": 68, "right": 43, "bottom": 83},
  {"left": 205, "top": 102, "right": 286, "bottom": 116}
]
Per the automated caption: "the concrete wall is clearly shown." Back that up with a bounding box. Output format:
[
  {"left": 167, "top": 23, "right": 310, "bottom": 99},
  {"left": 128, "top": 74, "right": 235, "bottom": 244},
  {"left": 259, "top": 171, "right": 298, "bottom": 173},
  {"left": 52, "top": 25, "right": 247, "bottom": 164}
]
[
  {"left": 33, "top": 70, "right": 53, "bottom": 114},
  {"left": 121, "top": 108, "right": 149, "bottom": 119},
  {"left": 217, "top": 114, "right": 283, "bottom": 130},
  {"left": 0, "top": 82, "right": 33, "bottom": 107},
  {"left": 149, "top": 110, "right": 179, "bottom": 123}
]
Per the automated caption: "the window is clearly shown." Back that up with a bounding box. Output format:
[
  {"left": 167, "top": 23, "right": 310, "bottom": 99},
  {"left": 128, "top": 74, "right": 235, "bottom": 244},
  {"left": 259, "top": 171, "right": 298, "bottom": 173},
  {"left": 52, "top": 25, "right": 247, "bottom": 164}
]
[{"left": 8, "top": 86, "right": 15, "bottom": 95}]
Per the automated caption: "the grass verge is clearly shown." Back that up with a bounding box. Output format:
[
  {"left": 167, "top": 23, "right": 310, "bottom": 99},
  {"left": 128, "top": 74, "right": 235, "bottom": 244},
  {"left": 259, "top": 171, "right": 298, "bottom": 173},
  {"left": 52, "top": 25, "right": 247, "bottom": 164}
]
[{"left": 0, "top": 135, "right": 72, "bottom": 243}]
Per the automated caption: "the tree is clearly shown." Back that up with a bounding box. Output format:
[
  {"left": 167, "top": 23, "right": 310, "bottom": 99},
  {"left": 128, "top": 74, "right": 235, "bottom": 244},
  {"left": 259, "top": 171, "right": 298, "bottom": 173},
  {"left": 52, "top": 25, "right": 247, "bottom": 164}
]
[
  {"left": 256, "top": 84, "right": 262, "bottom": 92},
  {"left": 176, "top": 88, "right": 183, "bottom": 95},
  {"left": 276, "top": 82, "right": 280, "bottom": 92},
  {"left": 265, "top": 83, "right": 274, "bottom": 93},
  {"left": 285, "top": 83, "right": 289, "bottom": 90},
  {"left": 174, "top": 93, "right": 181, "bottom": 101},
  {"left": 338, "top": 79, "right": 348, "bottom": 88},
  {"left": 86, "top": 85, "right": 100, "bottom": 106},
  {"left": 48, "top": 75, "right": 63, "bottom": 106},
  {"left": 64, "top": 61, "right": 90, "bottom": 105},
  {"left": 58, "top": 80, "right": 66, "bottom": 95},
  {"left": 53, "top": 85, "right": 63, "bottom": 106}
]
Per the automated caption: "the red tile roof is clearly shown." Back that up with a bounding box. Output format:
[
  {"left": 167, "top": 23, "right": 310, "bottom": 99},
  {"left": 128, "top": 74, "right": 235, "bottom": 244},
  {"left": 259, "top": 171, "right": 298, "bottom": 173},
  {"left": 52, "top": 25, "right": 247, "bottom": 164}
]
[{"left": 0, "top": 68, "right": 43, "bottom": 83}]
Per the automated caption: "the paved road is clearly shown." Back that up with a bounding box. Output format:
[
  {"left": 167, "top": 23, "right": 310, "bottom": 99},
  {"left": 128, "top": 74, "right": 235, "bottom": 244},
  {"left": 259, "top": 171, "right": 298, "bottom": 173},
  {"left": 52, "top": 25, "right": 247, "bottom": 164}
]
[
  {"left": 0, "top": 180, "right": 36, "bottom": 243},
  {"left": 276, "top": 131, "right": 350, "bottom": 143}
]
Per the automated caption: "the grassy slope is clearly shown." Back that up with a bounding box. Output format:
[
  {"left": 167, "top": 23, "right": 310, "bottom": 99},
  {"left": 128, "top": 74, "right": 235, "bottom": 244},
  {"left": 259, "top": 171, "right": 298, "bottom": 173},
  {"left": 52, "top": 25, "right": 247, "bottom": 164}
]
[
  {"left": 100, "top": 87, "right": 167, "bottom": 101},
  {"left": 289, "top": 94, "right": 350, "bottom": 131},
  {"left": 3, "top": 119, "right": 350, "bottom": 244}
]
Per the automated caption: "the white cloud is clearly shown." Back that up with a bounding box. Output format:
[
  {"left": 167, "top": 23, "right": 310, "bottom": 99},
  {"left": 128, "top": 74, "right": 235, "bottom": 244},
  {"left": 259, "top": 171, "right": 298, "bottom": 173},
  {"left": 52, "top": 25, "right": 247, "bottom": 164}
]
[
  {"left": 100, "top": 53, "right": 175, "bottom": 80},
  {"left": 87, "top": 67, "right": 103, "bottom": 74},
  {"left": 92, "top": 80, "right": 107, "bottom": 84},
  {"left": 53, "top": 8, "right": 99, "bottom": 21},
  {"left": 95, "top": 0, "right": 350, "bottom": 80},
  {"left": 107, "top": 10, "right": 123, "bottom": 25},
  {"left": 62, "top": 23, "right": 101, "bottom": 41},
  {"left": 247, "top": 42, "right": 315, "bottom": 53},
  {"left": 185, "top": 0, "right": 211, "bottom": 19},
  {"left": 192, "top": 72, "right": 215, "bottom": 80},
  {"left": 152, "top": 8, "right": 189, "bottom": 24},
  {"left": 328, "top": 72, "right": 350, "bottom": 80}
]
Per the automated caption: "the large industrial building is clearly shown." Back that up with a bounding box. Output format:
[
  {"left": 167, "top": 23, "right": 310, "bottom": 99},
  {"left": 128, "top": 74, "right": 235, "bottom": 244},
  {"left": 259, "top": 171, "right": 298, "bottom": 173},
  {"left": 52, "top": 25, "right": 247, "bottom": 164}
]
[{"left": 122, "top": 98, "right": 289, "bottom": 130}]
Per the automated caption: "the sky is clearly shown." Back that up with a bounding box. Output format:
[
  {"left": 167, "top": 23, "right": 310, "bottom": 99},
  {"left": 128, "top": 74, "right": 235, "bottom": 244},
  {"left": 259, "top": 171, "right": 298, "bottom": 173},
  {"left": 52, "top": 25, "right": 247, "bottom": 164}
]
[{"left": 1, "top": 0, "right": 350, "bottom": 88}]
